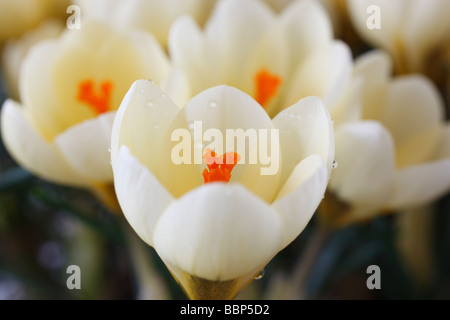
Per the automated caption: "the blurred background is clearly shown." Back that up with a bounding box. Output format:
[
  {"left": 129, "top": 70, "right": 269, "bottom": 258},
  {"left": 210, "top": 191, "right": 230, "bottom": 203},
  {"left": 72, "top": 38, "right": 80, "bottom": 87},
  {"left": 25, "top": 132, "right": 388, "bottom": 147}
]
[{"left": 0, "top": 0, "right": 449, "bottom": 300}]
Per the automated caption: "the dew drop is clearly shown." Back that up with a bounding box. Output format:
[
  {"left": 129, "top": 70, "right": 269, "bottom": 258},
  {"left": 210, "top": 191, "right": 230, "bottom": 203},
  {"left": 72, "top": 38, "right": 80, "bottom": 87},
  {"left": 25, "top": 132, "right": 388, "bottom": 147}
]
[
  {"left": 108, "top": 147, "right": 111, "bottom": 153},
  {"left": 188, "top": 122, "right": 195, "bottom": 130},
  {"left": 146, "top": 102, "right": 154, "bottom": 107},
  {"left": 254, "top": 269, "right": 265, "bottom": 280},
  {"left": 332, "top": 160, "right": 338, "bottom": 169},
  {"left": 208, "top": 101, "right": 217, "bottom": 108}
]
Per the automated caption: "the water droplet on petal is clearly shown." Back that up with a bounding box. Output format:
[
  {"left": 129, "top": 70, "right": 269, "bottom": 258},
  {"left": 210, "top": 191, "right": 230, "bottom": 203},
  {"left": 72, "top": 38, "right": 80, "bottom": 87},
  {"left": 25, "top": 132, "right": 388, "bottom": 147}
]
[
  {"left": 146, "top": 102, "right": 154, "bottom": 107},
  {"left": 332, "top": 160, "right": 338, "bottom": 169},
  {"left": 188, "top": 122, "right": 195, "bottom": 130},
  {"left": 208, "top": 101, "right": 217, "bottom": 108},
  {"left": 254, "top": 269, "right": 265, "bottom": 280}
]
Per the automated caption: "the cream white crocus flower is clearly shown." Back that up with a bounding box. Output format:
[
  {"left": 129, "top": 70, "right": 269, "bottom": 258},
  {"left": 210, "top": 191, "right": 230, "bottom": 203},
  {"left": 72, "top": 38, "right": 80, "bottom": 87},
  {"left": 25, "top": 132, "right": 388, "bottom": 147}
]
[
  {"left": 169, "top": 0, "right": 359, "bottom": 124},
  {"left": 323, "top": 50, "right": 450, "bottom": 226},
  {"left": 0, "top": 0, "right": 69, "bottom": 45},
  {"left": 1, "top": 21, "right": 172, "bottom": 211},
  {"left": 347, "top": 0, "right": 450, "bottom": 74},
  {"left": 73, "top": 0, "right": 217, "bottom": 48},
  {"left": 110, "top": 80, "right": 334, "bottom": 299}
]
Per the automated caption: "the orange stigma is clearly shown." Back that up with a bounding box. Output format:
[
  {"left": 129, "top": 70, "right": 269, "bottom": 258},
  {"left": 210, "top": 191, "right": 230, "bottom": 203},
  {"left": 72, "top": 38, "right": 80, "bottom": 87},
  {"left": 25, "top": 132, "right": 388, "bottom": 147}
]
[
  {"left": 254, "top": 69, "right": 282, "bottom": 108},
  {"left": 78, "top": 79, "right": 113, "bottom": 115},
  {"left": 202, "top": 148, "right": 241, "bottom": 184}
]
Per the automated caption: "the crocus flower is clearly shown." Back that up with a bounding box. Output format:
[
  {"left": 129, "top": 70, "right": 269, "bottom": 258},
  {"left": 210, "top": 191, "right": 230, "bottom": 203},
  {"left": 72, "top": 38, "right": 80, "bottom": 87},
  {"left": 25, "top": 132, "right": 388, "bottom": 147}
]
[
  {"left": 1, "top": 21, "right": 172, "bottom": 210},
  {"left": 323, "top": 50, "right": 450, "bottom": 226},
  {"left": 169, "top": 0, "right": 359, "bottom": 123},
  {"left": 346, "top": 0, "right": 450, "bottom": 74},
  {"left": 73, "top": 0, "right": 217, "bottom": 48},
  {"left": 110, "top": 80, "right": 334, "bottom": 299}
]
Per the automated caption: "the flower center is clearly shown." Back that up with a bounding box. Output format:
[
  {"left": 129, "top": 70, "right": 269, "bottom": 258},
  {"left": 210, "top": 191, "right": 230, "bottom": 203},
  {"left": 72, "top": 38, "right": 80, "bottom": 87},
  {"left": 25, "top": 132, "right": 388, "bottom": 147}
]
[
  {"left": 254, "top": 69, "right": 282, "bottom": 108},
  {"left": 202, "top": 148, "right": 241, "bottom": 184},
  {"left": 77, "top": 79, "right": 113, "bottom": 115}
]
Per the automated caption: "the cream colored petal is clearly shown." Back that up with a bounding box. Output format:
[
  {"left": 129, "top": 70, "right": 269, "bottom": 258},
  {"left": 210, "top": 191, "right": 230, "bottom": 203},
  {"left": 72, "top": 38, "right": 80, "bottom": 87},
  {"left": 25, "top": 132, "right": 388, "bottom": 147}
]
[
  {"left": 283, "top": 40, "right": 353, "bottom": 111},
  {"left": 168, "top": 16, "right": 210, "bottom": 96},
  {"left": 114, "top": 0, "right": 216, "bottom": 47},
  {"left": 387, "top": 159, "right": 450, "bottom": 210},
  {"left": 110, "top": 79, "right": 180, "bottom": 178},
  {"left": 353, "top": 50, "right": 392, "bottom": 121},
  {"left": 1, "top": 99, "right": 88, "bottom": 187},
  {"left": 160, "top": 85, "right": 281, "bottom": 203},
  {"left": 54, "top": 111, "right": 115, "bottom": 183},
  {"left": 403, "top": 0, "right": 450, "bottom": 71},
  {"left": 346, "top": 0, "right": 404, "bottom": 54},
  {"left": 204, "top": 0, "right": 276, "bottom": 91},
  {"left": 113, "top": 146, "right": 174, "bottom": 247},
  {"left": 329, "top": 121, "right": 396, "bottom": 209},
  {"left": 279, "top": 0, "right": 333, "bottom": 69},
  {"left": 153, "top": 183, "right": 282, "bottom": 281},
  {"left": 2, "top": 19, "right": 63, "bottom": 100},
  {"left": 272, "top": 96, "right": 334, "bottom": 184},
  {"left": 160, "top": 68, "right": 191, "bottom": 108},
  {"left": 272, "top": 154, "right": 328, "bottom": 249},
  {"left": 19, "top": 39, "right": 62, "bottom": 141},
  {"left": 435, "top": 124, "right": 450, "bottom": 159},
  {"left": 381, "top": 75, "right": 445, "bottom": 167},
  {"left": 354, "top": 50, "right": 393, "bottom": 84}
]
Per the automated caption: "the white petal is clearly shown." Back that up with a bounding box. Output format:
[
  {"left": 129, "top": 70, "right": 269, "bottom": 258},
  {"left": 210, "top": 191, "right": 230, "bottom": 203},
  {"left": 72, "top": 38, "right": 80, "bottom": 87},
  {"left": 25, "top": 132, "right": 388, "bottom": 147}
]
[
  {"left": 382, "top": 75, "right": 444, "bottom": 147},
  {"left": 329, "top": 121, "right": 396, "bottom": 209},
  {"left": 1, "top": 100, "right": 88, "bottom": 187},
  {"left": 279, "top": 0, "right": 333, "bottom": 68},
  {"left": 381, "top": 75, "right": 445, "bottom": 167},
  {"left": 19, "top": 39, "right": 62, "bottom": 140},
  {"left": 161, "top": 68, "right": 191, "bottom": 108},
  {"left": 272, "top": 96, "right": 334, "bottom": 184},
  {"left": 160, "top": 85, "right": 282, "bottom": 203},
  {"left": 204, "top": 0, "right": 275, "bottom": 91},
  {"left": 54, "top": 111, "right": 115, "bottom": 182},
  {"left": 272, "top": 154, "right": 328, "bottom": 249},
  {"left": 353, "top": 50, "right": 392, "bottom": 121},
  {"left": 168, "top": 15, "right": 210, "bottom": 96},
  {"left": 283, "top": 40, "right": 353, "bottom": 111},
  {"left": 403, "top": 0, "right": 450, "bottom": 71},
  {"left": 347, "top": 0, "right": 403, "bottom": 53},
  {"left": 387, "top": 159, "right": 450, "bottom": 210},
  {"left": 435, "top": 124, "right": 450, "bottom": 159},
  {"left": 153, "top": 183, "right": 282, "bottom": 281},
  {"left": 110, "top": 79, "right": 180, "bottom": 178},
  {"left": 113, "top": 146, "right": 174, "bottom": 247}
]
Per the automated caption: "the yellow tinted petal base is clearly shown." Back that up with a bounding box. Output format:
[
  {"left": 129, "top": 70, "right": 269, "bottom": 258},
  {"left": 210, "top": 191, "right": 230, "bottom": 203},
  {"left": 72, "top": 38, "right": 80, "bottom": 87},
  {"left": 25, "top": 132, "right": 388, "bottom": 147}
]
[{"left": 168, "top": 264, "right": 259, "bottom": 300}]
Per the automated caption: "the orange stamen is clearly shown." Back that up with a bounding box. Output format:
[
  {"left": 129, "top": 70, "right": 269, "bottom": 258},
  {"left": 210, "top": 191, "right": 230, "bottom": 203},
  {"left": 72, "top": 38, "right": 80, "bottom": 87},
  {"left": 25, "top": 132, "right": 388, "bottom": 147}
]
[
  {"left": 254, "top": 69, "right": 282, "bottom": 108},
  {"left": 202, "top": 148, "right": 241, "bottom": 184},
  {"left": 77, "top": 79, "right": 113, "bottom": 115}
]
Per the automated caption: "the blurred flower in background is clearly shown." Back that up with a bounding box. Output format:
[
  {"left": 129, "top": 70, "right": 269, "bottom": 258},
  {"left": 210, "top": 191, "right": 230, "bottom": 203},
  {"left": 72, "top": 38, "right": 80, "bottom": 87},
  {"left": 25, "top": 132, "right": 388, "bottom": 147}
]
[{"left": 0, "top": 0, "right": 449, "bottom": 301}]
